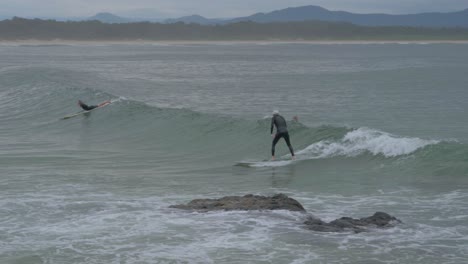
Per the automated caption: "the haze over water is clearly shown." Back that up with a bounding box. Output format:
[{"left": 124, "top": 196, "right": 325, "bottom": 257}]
[{"left": 1, "top": 42, "right": 468, "bottom": 263}]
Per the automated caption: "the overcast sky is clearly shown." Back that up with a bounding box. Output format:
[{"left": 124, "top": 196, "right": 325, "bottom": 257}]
[{"left": 1, "top": 0, "right": 467, "bottom": 19}]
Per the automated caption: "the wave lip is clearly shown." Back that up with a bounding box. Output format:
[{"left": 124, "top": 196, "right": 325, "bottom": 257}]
[{"left": 298, "top": 127, "right": 439, "bottom": 158}]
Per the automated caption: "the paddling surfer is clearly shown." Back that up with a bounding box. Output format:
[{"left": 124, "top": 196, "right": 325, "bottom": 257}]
[
  {"left": 78, "top": 100, "right": 109, "bottom": 111},
  {"left": 270, "top": 110, "right": 295, "bottom": 160}
]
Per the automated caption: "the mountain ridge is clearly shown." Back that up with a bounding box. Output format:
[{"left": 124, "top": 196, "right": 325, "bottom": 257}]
[
  {"left": 3, "top": 5, "right": 468, "bottom": 27},
  {"left": 227, "top": 5, "right": 468, "bottom": 27}
]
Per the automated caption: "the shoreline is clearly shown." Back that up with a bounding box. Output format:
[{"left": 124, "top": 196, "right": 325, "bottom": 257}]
[{"left": 1, "top": 39, "right": 468, "bottom": 46}]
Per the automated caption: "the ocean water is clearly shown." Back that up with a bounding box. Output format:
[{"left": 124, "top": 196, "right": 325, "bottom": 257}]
[{"left": 1, "top": 42, "right": 468, "bottom": 263}]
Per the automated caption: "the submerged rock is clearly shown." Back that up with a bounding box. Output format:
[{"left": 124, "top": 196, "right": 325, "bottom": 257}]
[
  {"left": 304, "top": 212, "right": 401, "bottom": 233},
  {"left": 169, "top": 193, "right": 306, "bottom": 212}
]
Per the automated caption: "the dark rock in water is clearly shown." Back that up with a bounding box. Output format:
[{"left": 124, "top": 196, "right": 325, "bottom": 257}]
[
  {"left": 169, "top": 193, "right": 306, "bottom": 212},
  {"left": 304, "top": 212, "right": 401, "bottom": 233},
  {"left": 171, "top": 194, "right": 400, "bottom": 233}
]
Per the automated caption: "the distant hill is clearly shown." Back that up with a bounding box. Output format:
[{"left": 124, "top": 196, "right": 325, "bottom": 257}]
[
  {"left": 164, "top": 15, "right": 224, "bottom": 24},
  {"left": 1, "top": 17, "right": 468, "bottom": 41},
  {"left": 227, "top": 5, "right": 468, "bottom": 28},
  {"left": 87, "top": 13, "right": 131, "bottom": 23},
  {"left": 3, "top": 6, "right": 468, "bottom": 28}
]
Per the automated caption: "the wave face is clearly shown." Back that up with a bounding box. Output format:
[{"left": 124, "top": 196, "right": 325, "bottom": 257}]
[{"left": 1, "top": 66, "right": 465, "bottom": 177}]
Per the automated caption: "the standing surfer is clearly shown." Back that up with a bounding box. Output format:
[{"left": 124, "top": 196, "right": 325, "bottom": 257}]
[{"left": 270, "top": 110, "right": 295, "bottom": 160}]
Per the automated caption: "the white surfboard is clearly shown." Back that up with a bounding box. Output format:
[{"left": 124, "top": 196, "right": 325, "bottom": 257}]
[
  {"left": 235, "top": 159, "right": 295, "bottom": 168},
  {"left": 62, "top": 100, "right": 111, "bottom": 120}
]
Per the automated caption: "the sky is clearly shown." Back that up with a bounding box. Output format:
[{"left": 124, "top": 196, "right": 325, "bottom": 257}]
[{"left": 1, "top": 0, "right": 467, "bottom": 19}]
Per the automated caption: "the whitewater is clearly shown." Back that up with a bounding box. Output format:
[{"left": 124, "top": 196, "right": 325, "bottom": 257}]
[{"left": 1, "top": 43, "right": 468, "bottom": 263}]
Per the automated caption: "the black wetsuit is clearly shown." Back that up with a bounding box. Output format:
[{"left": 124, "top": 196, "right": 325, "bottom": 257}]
[
  {"left": 271, "top": 114, "right": 294, "bottom": 157},
  {"left": 78, "top": 101, "right": 97, "bottom": 111}
]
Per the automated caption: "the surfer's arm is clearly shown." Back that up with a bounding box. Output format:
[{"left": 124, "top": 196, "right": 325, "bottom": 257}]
[
  {"left": 270, "top": 118, "right": 274, "bottom": 134},
  {"left": 98, "top": 101, "right": 110, "bottom": 107}
]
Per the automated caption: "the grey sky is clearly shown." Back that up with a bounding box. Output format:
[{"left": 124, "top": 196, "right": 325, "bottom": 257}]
[{"left": 1, "top": 0, "right": 467, "bottom": 19}]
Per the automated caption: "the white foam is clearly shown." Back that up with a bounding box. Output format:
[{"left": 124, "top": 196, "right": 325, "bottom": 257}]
[
  {"left": 110, "top": 96, "right": 126, "bottom": 103},
  {"left": 298, "top": 127, "right": 439, "bottom": 158},
  {"left": 240, "top": 127, "right": 438, "bottom": 168}
]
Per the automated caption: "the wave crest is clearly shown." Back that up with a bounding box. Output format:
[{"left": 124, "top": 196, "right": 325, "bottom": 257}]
[{"left": 298, "top": 127, "right": 438, "bottom": 158}]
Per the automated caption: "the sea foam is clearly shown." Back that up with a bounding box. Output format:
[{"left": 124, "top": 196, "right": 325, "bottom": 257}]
[{"left": 298, "top": 127, "right": 439, "bottom": 158}]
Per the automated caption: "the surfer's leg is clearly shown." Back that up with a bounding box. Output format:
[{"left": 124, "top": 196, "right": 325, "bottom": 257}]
[
  {"left": 283, "top": 132, "right": 295, "bottom": 157},
  {"left": 78, "top": 101, "right": 88, "bottom": 110},
  {"left": 79, "top": 101, "right": 94, "bottom": 111},
  {"left": 271, "top": 133, "right": 281, "bottom": 157}
]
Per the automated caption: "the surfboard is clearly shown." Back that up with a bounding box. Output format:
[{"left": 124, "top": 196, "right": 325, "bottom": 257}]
[
  {"left": 62, "top": 100, "right": 111, "bottom": 120},
  {"left": 235, "top": 158, "right": 295, "bottom": 168}
]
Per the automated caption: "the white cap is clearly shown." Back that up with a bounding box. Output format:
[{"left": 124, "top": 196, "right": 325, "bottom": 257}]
[{"left": 272, "top": 110, "right": 279, "bottom": 115}]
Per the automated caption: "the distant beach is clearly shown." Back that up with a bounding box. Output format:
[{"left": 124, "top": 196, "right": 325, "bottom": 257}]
[{"left": 2, "top": 39, "right": 468, "bottom": 46}]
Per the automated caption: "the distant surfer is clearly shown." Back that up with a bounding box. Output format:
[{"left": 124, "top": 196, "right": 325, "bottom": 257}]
[
  {"left": 270, "top": 110, "right": 295, "bottom": 160},
  {"left": 78, "top": 100, "right": 109, "bottom": 111},
  {"left": 62, "top": 100, "right": 112, "bottom": 120}
]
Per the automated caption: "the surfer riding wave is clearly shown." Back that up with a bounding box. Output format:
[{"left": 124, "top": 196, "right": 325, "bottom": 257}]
[{"left": 270, "top": 110, "right": 295, "bottom": 160}]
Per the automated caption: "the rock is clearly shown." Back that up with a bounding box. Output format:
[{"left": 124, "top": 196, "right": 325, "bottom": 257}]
[
  {"left": 304, "top": 212, "right": 401, "bottom": 233},
  {"left": 361, "top": 211, "right": 400, "bottom": 227},
  {"left": 170, "top": 194, "right": 401, "bottom": 233},
  {"left": 169, "top": 193, "right": 306, "bottom": 212}
]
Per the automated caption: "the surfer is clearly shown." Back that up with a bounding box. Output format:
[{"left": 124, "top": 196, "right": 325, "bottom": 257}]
[
  {"left": 63, "top": 100, "right": 111, "bottom": 120},
  {"left": 78, "top": 100, "right": 109, "bottom": 111},
  {"left": 270, "top": 110, "right": 295, "bottom": 160}
]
